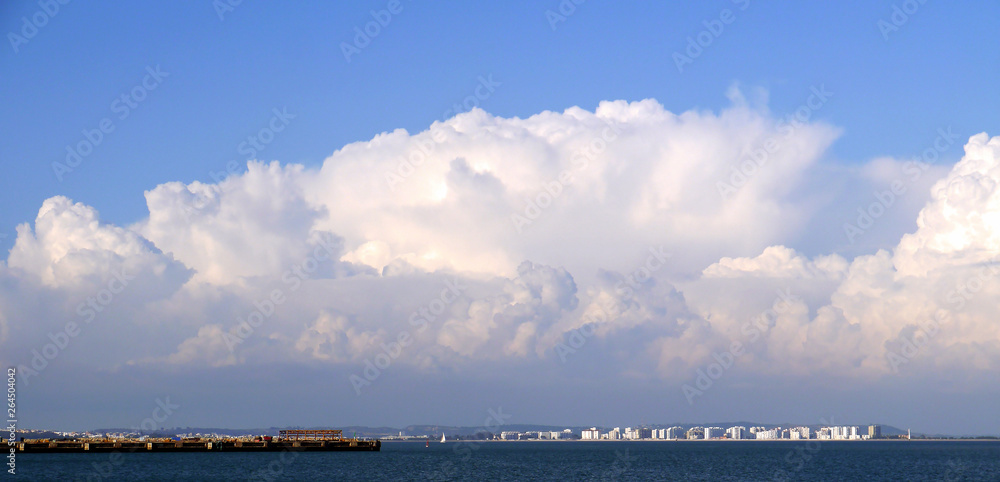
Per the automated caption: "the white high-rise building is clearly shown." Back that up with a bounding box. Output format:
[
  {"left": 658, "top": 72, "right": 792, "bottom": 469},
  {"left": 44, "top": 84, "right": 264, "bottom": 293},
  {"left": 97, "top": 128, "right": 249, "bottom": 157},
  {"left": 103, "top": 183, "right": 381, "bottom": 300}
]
[
  {"left": 666, "top": 427, "right": 685, "bottom": 440},
  {"left": 828, "top": 426, "right": 861, "bottom": 440},
  {"left": 704, "top": 427, "right": 724, "bottom": 439},
  {"left": 581, "top": 428, "right": 600, "bottom": 440},
  {"left": 726, "top": 426, "right": 746, "bottom": 440}
]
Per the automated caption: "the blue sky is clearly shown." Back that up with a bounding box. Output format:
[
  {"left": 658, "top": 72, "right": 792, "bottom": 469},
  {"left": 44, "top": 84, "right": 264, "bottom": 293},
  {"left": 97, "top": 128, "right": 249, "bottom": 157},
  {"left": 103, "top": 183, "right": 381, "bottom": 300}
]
[
  {"left": 3, "top": 1, "right": 997, "bottom": 240},
  {"left": 3, "top": 2, "right": 1000, "bottom": 434}
]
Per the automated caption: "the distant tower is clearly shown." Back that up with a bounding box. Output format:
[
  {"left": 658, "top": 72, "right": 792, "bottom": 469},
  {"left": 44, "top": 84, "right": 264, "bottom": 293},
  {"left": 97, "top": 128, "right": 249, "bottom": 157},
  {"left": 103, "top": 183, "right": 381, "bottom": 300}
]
[{"left": 907, "top": 429, "right": 911, "bottom": 440}]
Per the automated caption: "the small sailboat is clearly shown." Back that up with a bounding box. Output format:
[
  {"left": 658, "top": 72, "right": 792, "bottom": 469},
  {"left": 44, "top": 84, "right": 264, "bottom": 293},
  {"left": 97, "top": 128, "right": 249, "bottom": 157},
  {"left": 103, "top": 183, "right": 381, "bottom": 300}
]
[
  {"left": 440, "top": 433, "right": 446, "bottom": 443},
  {"left": 425, "top": 439, "right": 429, "bottom": 447}
]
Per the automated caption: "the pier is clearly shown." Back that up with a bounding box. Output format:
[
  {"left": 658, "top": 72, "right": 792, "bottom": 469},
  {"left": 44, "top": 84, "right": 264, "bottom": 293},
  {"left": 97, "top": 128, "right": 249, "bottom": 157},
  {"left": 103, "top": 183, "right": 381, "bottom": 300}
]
[{"left": 15, "top": 429, "right": 380, "bottom": 453}]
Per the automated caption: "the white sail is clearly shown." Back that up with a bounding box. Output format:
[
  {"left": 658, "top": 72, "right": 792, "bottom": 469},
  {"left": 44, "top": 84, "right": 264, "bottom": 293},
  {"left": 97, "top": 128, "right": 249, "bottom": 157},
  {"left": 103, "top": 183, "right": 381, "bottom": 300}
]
[{"left": 440, "top": 433, "right": 446, "bottom": 443}]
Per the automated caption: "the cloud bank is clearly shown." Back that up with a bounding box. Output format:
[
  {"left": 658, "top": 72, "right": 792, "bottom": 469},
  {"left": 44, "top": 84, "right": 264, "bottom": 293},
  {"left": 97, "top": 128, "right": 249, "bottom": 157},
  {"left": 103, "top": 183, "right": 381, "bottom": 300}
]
[{"left": 4, "top": 96, "right": 998, "bottom": 431}]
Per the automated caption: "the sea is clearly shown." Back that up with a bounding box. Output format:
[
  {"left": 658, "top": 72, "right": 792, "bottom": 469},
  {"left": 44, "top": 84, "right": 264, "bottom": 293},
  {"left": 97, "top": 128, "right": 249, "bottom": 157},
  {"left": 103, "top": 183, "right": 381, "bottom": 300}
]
[{"left": 14, "top": 440, "right": 1000, "bottom": 481}]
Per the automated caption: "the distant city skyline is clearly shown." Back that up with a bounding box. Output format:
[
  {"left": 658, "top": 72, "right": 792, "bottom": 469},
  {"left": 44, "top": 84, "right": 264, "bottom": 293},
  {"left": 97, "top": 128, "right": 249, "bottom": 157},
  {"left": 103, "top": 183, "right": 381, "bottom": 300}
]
[
  {"left": 21, "top": 419, "right": 992, "bottom": 440},
  {"left": 3, "top": 2, "right": 1000, "bottom": 437},
  {"left": 28, "top": 420, "right": 998, "bottom": 443}
]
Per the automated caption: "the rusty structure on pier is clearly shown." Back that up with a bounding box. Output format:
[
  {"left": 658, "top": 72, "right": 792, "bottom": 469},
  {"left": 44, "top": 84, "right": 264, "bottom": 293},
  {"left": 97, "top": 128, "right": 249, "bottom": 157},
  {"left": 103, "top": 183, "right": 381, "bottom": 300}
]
[{"left": 278, "top": 429, "right": 343, "bottom": 441}]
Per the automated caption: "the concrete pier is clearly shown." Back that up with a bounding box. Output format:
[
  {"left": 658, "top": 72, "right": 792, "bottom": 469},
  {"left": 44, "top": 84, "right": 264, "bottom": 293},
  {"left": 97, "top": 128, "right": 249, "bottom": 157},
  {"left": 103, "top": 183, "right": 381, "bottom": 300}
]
[{"left": 17, "top": 438, "right": 380, "bottom": 453}]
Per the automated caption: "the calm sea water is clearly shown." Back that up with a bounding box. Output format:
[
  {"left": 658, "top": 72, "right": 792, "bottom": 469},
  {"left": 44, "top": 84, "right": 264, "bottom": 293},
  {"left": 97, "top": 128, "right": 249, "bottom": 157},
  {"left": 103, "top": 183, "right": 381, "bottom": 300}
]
[{"left": 14, "top": 440, "right": 1000, "bottom": 481}]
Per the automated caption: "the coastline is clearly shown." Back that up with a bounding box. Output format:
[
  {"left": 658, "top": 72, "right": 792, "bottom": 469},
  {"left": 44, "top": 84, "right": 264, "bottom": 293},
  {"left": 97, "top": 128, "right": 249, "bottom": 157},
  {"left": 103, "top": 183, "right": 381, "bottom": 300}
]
[{"left": 382, "top": 438, "right": 998, "bottom": 443}]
